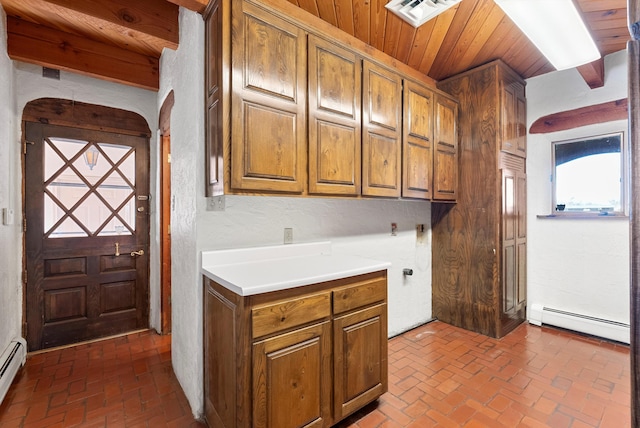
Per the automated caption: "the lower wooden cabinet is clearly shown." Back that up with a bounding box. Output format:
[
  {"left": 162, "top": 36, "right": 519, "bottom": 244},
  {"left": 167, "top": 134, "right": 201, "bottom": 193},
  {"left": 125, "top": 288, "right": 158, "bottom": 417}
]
[{"left": 204, "top": 271, "right": 388, "bottom": 428}]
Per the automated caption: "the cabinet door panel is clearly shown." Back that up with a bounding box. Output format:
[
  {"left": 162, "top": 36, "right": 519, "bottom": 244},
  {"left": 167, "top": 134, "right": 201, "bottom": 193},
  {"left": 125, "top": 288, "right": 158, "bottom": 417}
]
[
  {"left": 312, "top": 120, "right": 359, "bottom": 188},
  {"left": 516, "top": 171, "right": 527, "bottom": 307},
  {"left": 308, "top": 35, "right": 361, "bottom": 195},
  {"left": 334, "top": 304, "right": 387, "bottom": 420},
  {"left": 253, "top": 322, "right": 332, "bottom": 428},
  {"left": 362, "top": 61, "right": 402, "bottom": 197},
  {"left": 240, "top": 103, "right": 299, "bottom": 182},
  {"left": 402, "top": 81, "right": 433, "bottom": 199},
  {"left": 204, "top": 283, "right": 237, "bottom": 428},
  {"left": 243, "top": 13, "right": 299, "bottom": 101},
  {"left": 363, "top": 132, "right": 400, "bottom": 195},
  {"left": 516, "top": 91, "right": 527, "bottom": 157},
  {"left": 231, "top": 3, "right": 306, "bottom": 192}
]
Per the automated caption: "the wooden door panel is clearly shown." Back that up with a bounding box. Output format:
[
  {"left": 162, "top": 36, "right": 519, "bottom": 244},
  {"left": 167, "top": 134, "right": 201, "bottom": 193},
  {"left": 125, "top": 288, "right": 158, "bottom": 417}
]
[{"left": 25, "top": 122, "right": 149, "bottom": 350}]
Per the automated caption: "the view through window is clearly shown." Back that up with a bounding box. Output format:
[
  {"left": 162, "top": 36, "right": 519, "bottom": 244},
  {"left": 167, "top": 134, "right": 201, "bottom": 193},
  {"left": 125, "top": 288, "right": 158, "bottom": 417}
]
[{"left": 552, "top": 132, "right": 625, "bottom": 215}]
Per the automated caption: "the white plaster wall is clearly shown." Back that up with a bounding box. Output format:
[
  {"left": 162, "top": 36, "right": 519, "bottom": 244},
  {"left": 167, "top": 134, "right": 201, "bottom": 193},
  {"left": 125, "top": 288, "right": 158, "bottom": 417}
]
[
  {"left": 160, "top": 8, "right": 434, "bottom": 418},
  {"left": 526, "top": 50, "right": 630, "bottom": 325},
  {"left": 12, "top": 62, "right": 161, "bottom": 335},
  {"left": 158, "top": 7, "right": 205, "bottom": 418},
  {"left": 0, "top": 7, "right": 21, "bottom": 354}
]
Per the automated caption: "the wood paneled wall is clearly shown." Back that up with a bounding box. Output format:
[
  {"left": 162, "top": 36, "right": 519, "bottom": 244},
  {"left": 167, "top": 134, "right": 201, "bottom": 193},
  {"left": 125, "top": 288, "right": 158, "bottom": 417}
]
[{"left": 433, "top": 64, "right": 502, "bottom": 337}]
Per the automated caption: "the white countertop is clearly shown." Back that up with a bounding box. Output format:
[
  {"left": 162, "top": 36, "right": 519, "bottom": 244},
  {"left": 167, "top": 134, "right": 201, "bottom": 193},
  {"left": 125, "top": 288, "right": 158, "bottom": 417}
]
[{"left": 201, "top": 242, "right": 391, "bottom": 296}]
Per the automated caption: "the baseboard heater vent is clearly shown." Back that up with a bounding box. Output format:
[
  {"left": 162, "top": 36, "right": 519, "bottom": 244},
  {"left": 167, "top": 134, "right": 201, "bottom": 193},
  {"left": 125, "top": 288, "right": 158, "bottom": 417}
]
[
  {"left": 0, "top": 338, "right": 27, "bottom": 405},
  {"left": 529, "top": 303, "right": 630, "bottom": 344}
]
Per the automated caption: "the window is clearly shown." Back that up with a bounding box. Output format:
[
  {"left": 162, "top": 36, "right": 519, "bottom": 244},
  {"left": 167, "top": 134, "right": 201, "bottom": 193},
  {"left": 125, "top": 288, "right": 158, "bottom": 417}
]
[{"left": 552, "top": 132, "right": 626, "bottom": 216}]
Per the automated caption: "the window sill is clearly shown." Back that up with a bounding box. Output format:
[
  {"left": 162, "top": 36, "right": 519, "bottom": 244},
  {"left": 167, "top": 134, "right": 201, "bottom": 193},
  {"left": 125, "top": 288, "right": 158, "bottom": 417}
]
[{"left": 537, "top": 213, "right": 629, "bottom": 219}]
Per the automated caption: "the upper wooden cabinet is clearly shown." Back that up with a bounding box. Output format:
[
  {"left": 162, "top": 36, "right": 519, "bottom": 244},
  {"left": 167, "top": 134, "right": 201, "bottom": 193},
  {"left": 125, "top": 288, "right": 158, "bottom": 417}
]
[
  {"left": 362, "top": 60, "right": 402, "bottom": 198},
  {"left": 206, "top": 0, "right": 459, "bottom": 201},
  {"left": 402, "top": 81, "right": 459, "bottom": 201},
  {"left": 308, "top": 35, "right": 362, "bottom": 196},
  {"left": 230, "top": 2, "right": 307, "bottom": 193}
]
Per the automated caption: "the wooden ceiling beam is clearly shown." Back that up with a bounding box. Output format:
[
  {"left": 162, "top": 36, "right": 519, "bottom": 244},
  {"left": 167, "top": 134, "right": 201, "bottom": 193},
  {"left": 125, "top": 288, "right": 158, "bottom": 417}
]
[
  {"left": 529, "top": 98, "right": 628, "bottom": 134},
  {"left": 7, "top": 16, "right": 159, "bottom": 91},
  {"left": 165, "top": 0, "right": 208, "bottom": 14},
  {"left": 39, "top": 0, "right": 179, "bottom": 49},
  {"left": 577, "top": 58, "right": 605, "bottom": 89}
]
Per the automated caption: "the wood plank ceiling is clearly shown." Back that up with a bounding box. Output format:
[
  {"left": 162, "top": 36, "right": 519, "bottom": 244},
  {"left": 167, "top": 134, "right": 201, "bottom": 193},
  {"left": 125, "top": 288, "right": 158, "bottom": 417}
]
[{"left": 0, "top": 0, "right": 630, "bottom": 91}]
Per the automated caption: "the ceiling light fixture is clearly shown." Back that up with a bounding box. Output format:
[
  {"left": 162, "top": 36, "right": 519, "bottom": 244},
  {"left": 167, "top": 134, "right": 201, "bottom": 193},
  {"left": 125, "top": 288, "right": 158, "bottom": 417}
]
[
  {"left": 385, "top": 0, "right": 462, "bottom": 28},
  {"left": 493, "top": 0, "right": 600, "bottom": 71}
]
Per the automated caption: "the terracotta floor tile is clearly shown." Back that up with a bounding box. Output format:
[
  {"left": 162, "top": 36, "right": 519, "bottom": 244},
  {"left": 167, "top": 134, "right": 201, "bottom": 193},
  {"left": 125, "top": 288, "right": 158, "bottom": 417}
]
[{"left": 0, "top": 321, "right": 632, "bottom": 427}]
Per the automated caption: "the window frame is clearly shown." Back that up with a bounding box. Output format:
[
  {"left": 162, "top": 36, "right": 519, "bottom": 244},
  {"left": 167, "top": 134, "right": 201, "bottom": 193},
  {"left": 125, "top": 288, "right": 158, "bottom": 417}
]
[{"left": 551, "top": 131, "right": 627, "bottom": 217}]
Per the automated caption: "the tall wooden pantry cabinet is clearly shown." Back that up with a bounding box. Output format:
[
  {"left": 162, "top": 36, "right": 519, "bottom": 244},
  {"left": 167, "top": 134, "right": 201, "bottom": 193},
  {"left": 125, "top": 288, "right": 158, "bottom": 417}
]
[{"left": 432, "top": 60, "right": 527, "bottom": 338}]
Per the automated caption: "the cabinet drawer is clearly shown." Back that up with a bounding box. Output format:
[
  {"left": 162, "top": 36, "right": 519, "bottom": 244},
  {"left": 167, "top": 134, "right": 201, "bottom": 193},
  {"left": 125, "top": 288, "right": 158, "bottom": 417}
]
[
  {"left": 333, "top": 277, "right": 386, "bottom": 315},
  {"left": 252, "top": 291, "right": 331, "bottom": 339}
]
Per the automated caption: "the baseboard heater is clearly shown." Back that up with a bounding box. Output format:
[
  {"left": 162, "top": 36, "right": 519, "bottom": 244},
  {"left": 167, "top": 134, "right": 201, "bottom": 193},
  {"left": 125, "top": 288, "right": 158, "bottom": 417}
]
[
  {"left": 0, "top": 338, "right": 27, "bottom": 405},
  {"left": 529, "top": 303, "right": 630, "bottom": 344}
]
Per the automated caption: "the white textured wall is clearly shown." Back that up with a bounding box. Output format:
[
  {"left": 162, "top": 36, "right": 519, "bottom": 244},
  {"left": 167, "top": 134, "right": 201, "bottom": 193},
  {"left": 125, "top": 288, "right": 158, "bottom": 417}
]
[
  {"left": 11, "top": 61, "right": 160, "bottom": 339},
  {"left": 526, "top": 50, "right": 630, "bottom": 324},
  {"left": 160, "top": 8, "right": 434, "bottom": 418},
  {"left": 0, "top": 7, "right": 21, "bottom": 354},
  {"left": 158, "top": 7, "right": 205, "bottom": 418}
]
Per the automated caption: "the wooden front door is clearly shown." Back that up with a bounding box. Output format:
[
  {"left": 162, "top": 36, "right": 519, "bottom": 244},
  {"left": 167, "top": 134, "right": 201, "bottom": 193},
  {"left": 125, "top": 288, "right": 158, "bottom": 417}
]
[{"left": 24, "top": 122, "right": 150, "bottom": 350}]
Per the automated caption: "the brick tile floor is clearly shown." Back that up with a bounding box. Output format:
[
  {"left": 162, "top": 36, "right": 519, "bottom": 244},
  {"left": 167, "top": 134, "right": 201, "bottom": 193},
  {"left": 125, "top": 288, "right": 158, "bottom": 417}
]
[
  {"left": 0, "top": 330, "right": 206, "bottom": 428},
  {"left": 336, "top": 321, "right": 631, "bottom": 428},
  {"left": 0, "top": 321, "right": 631, "bottom": 427}
]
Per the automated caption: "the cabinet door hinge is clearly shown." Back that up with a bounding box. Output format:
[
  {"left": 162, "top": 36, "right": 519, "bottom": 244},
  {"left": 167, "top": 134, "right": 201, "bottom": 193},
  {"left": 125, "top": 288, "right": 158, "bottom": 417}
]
[
  {"left": 23, "top": 270, "right": 27, "bottom": 284},
  {"left": 23, "top": 218, "right": 27, "bottom": 232}
]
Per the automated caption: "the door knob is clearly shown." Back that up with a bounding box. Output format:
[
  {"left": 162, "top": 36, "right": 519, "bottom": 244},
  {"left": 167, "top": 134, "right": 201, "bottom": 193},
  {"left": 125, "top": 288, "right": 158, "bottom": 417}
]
[{"left": 131, "top": 249, "right": 144, "bottom": 256}]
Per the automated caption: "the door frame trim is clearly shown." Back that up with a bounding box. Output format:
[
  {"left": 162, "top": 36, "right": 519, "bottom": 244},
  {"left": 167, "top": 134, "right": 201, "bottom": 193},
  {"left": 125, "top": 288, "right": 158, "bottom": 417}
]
[{"left": 159, "top": 91, "right": 174, "bottom": 334}]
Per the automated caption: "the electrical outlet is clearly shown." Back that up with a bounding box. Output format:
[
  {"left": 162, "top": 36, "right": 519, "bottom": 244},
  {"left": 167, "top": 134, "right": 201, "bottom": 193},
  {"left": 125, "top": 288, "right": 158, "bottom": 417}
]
[
  {"left": 2, "top": 208, "right": 14, "bottom": 226},
  {"left": 284, "top": 228, "right": 293, "bottom": 244},
  {"left": 206, "top": 196, "right": 225, "bottom": 211}
]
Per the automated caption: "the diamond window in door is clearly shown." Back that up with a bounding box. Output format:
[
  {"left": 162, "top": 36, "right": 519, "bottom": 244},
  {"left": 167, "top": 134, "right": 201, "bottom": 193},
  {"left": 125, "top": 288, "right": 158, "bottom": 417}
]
[{"left": 44, "top": 137, "right": 136, "bottom": 238}]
